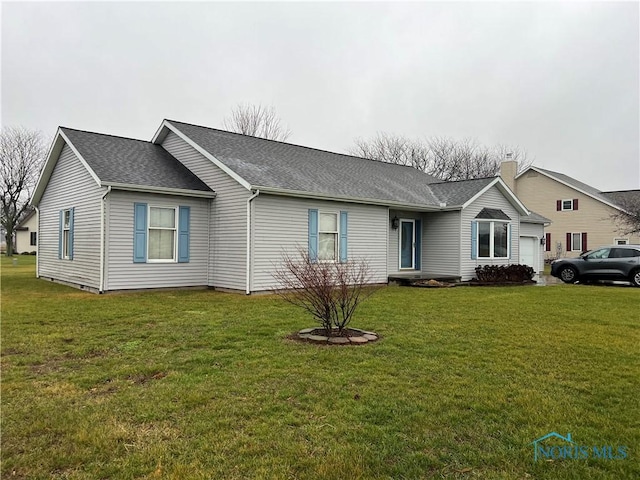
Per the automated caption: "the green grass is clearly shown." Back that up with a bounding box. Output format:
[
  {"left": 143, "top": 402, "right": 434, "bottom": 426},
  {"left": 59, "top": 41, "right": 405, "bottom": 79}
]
[{"left": 2, "top": 256, "right": 639, "bottom": 479}]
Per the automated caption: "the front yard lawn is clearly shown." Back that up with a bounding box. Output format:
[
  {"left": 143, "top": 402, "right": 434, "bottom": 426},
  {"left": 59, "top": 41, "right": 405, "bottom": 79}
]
[{"left": 2, "top": 256, "right": 639, "bottom": 479}]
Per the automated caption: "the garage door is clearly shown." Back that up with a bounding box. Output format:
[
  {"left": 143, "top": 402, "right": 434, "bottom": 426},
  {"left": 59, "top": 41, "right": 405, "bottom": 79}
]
[{"left": 519, "top": 237, "right": 537, "bottom": 270}]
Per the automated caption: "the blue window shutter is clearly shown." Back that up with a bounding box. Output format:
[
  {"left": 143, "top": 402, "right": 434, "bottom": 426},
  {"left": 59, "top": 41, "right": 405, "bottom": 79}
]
[
  {"left": 508, "top": 223, "right": 512, "bottom": 260},
  {"left": 68, "top": 208, "right": 75, "bottom": 260},
  {"left": 308, "top": 209, "right": 318, "bottom": 262},
  {"left": 339, "top": 211, "right": 348, "bottom": 263},
  {"left": 58, "top": 210, "right": 63, "bottom": 259},
  {"left": 415, "top": 219, "right": 422, "bottom": 270},
  {"left": 471, "top": 221, "right": 478, "bottom": 260},
  {"left": 133, "top": 203, "right": 147, "bottom": 263},
  {"left": 178, "top": 206, "right": 190, "bottom": 263}
]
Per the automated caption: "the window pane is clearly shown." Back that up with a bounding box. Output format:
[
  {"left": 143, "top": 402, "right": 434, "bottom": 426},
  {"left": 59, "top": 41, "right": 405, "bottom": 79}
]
[
  {"left": 149, "top": 230, "right": 175, "bottom": 260},
  {"left": 493, "top": 223, "right": 508, "bottom": 258},
  {"left": 572, "top": 233, "right": 581, "bottom": 251},
  {"left": 63, "top": 230, "right": 70, "bottom": 258},
  {"left": 150, "top": 207, "right": 175, "bottom": 228},
  {"left": 478, "top": 222, "right": 491, "bottom": 258},
  {"left": 319, "top": 233, "right": 336, "bottom": 261},
  {"left": 563, "top": 200, "right": 573, "bottom": 210},
  {"left": 64, "top": 210, "right": 70, "bottom": 228},
  {"left": 587, "top": 248, "right": 610, "bottom": 259},
  {"left": 319, "top": 213, "right": 337, "bottom": 232}
]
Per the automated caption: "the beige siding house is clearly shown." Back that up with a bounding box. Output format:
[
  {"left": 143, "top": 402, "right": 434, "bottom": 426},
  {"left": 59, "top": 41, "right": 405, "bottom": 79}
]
[
  {"left": 15, "top": 210, "right": 38, "bottom": 254},
  {"left": 501, "top": 161, "right": 640, "bottom": 259}
]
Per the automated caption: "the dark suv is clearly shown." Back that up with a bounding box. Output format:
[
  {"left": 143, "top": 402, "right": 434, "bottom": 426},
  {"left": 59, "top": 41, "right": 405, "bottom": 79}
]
[{"left": 551, "top": 245, "right": 640, "bottom": 287}]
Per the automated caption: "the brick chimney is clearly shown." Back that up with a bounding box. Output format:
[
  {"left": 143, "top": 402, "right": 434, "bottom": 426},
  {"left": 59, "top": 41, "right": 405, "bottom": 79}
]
[{"left": 500, "top": 154, "right": 518, "bottom": 194}]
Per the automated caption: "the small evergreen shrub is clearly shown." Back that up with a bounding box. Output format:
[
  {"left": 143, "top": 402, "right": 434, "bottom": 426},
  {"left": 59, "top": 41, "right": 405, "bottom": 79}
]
[{"left": 474, "top": 264, "right": 535, "bottom": 283}]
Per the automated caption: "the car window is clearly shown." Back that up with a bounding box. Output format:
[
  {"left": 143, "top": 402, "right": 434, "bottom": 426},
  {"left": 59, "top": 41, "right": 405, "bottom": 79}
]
[
  {"left": 586, "top": 248, "right": 611, "bottom": 259},
  {"left": 610, "top": 248, "right": 639, "bottom": 258}
]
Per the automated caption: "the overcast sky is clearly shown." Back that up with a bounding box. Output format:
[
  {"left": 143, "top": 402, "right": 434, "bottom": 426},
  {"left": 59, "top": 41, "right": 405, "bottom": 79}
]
[{"left": 2, "top": 1, "right": 639, "bottom": 191}]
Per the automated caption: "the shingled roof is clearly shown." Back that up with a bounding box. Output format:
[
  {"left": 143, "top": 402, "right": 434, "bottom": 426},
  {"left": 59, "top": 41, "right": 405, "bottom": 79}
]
[
  {"left": 60, "top": 128, "right": 213, "bottom": 193},
  {"left": 601, "top": 190, "right": 640, "bottom": 209},
  {"left": 35, "top": 120, "right": 526, "bottom": 211},
  {"left": 161, "top": 120, "right": 513, "bottom": 209},
  {"left": 164, "top": 120, "right": 448, "bottom": 207}
]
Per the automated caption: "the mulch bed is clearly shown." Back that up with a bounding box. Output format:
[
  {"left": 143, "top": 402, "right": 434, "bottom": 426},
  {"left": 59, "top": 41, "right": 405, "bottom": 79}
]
[
  {"left": 410, "top": 279, "right": 456, "bottom": 288},
  {"left": 467, "top": 280, "right": 537, "bottom": 287}
]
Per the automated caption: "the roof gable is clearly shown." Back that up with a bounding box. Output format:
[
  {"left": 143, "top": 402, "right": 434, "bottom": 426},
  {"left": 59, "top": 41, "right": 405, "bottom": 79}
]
[
  {"left": 33, "top": 128, "right": 214, "bottom": 205},
  {"left": 516, "top": 166, "right": 624, "bottom": 211}
]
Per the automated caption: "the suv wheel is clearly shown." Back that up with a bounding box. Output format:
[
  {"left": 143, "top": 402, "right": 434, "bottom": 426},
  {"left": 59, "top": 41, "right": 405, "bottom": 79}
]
[
  {"left": 559, "top": 266, "right": 578, "bottom": 284},
  {"left": 631, "top": 269, "right": 640, "bottom": 288}
]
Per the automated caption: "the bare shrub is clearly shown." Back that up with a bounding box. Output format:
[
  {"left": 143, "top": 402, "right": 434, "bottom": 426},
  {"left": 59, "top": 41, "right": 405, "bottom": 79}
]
[{"left": 272, "top": 248, "right": 380, "bottom": 334}]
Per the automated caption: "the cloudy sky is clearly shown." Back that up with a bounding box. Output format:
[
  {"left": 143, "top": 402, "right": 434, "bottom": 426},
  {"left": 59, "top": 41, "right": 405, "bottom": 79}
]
[{"left": 2, "top": 1, "right": 638, "bottom": 191}]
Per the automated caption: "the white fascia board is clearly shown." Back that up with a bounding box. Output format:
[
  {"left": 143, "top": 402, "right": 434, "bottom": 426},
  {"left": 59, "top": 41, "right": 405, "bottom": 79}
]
[
  {"left": 151, "top": 120, "right": 170, "bottom": 144},
  {"left": 31, "top": 129, "right": 101, "bottom": 206},
  {"left": 255, "top": 186, "right": 444, "bottom": 212},
  {"left": 520, "top": 167, "right": 623, "bottom": 212},
  {"left": 462, "top": 177, "right": 529, "bottom": 215},
  {"left": 104, "top": 182, "right": 217, "bottom": 199},
  {"left": 154, "top": 120, "right": 252, "bottom": 191}
]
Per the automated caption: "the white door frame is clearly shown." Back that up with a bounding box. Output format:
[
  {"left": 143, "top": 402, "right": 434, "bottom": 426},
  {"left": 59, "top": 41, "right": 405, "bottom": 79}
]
[{"left": 399, "top": 219, "right": 416, "bottom": 270}]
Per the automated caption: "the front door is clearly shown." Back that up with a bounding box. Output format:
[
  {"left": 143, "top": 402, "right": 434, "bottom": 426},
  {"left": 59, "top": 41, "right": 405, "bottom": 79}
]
[{"left": 400, "top": 219, "right": 415, "bottom": 269}]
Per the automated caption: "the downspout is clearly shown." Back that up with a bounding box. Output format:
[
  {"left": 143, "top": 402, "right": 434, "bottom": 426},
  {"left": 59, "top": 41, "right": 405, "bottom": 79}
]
[
  {"left": 34, "top": 206, "right": 40, "bottom": 278},
  {"left": 246, "top": 189, "right": 260, "bottom": 294},
  {"left": 99, "top": 186, "right": 111, "bottom": 293}
]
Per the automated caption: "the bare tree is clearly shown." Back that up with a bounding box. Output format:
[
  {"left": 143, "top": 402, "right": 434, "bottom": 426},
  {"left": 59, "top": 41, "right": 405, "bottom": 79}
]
[
  {"left": 350, "top": 133, "right": 533, "bottom": 181},
  {"left": 222, "top": 104, "right": 291, "bottom": 141},
  {"left": 272, "top": 248, "right": 379, "bottom": 334},
  {"left": 608, "top": 195, "right": 640, "bottom": 236},
  {"left": 352, "top": 132, "right": 430, "bottom": 171},
  {"left": 1, "top": 127, "right": 48, "bottom": 256}
]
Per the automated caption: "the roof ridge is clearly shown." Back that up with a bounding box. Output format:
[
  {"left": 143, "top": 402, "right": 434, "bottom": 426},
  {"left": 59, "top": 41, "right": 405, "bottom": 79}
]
[
  {"left": 165, "top": 118, "right": 440, "bottom": 178},
  {"left": 60, "top": 126, "right": 150, "bottom": 144},
  {"left": 429, "top": 176, "right": 495, "bottom": 186}
]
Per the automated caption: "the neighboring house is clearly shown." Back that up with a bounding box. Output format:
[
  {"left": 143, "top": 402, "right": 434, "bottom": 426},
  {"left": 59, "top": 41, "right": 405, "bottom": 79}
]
[
  {"left": 501, "top": 161, "right": 640, "bottom": 259},
  {"left": 15, "top": 209, "right": 38, "bottom": 254},
  {"left": 32, "top": 120, "right": 540, "bottom": 293}
]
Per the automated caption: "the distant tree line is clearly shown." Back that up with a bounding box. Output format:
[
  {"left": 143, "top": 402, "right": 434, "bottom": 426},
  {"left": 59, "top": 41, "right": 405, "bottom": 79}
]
[{"left": 350, "top": 132, "right": 533, "bottom": 182}]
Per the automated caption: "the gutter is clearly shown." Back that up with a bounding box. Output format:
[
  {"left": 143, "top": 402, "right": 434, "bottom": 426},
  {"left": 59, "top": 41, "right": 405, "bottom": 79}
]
[
  {"left": 253, "top": 185, "right": 448, "bottom": 212},
  {"left": 246, "top": 189, "right": 260, "bottom": 294},
  {"left": 103, "top": 182, "right": 217, "bottom": 199},
  {"left": 99, "top": 186, "right": 111, "bottom": 293}
]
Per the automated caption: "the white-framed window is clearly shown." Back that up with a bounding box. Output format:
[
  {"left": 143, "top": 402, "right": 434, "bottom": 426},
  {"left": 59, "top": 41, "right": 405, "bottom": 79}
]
[
  {"left": 318, "top": 212, "right": 338, "bottom": 262},
  {"left": 148, "top": 206, "right": 177, "bottom": 262},
  {"left": 561, "top": 199, "right": 575, "bottom": 211},
  {"left": 477, "top": 221, "right": 510, "bottom": 259},
  {"left": 570, "top": 232, "right": 582, "bottom": 251},
  {"left": 62, "top": 209, "right": 72, "bottom": 259},
  {"left": 614, "top": 238, "right": 629, "bottom": 245},
  {"left": 30, "top": 232, "right": 37, "bottom": 246}
]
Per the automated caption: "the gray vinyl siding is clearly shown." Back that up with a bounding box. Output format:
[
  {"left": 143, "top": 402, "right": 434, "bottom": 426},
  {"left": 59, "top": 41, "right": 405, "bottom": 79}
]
[
  {"left": 37, "top": 144, "right": 103, "bottom": 288},
  {"left": 161, "top": 131, "right": 249, "bottom": 290},
  {"left": 104, "top": 191, "right": 210, "bottom": 291},
  {"left": 388, "top": 210, "right": 424, "bottom": 275},
  {"left": 251, "top": 194, "right": 388, "bottom": 291},
  {"left": 460, "top": 186, "right": 521, "bottom": 281},
  {"left": 423, "top": 211, "right": 462, "bottom": 277}
]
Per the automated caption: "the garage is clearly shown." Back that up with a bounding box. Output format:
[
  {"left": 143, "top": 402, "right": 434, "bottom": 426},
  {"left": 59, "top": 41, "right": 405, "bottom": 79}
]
[{"left": 519, "top": 236, "right": 538, "bottom": 271}]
